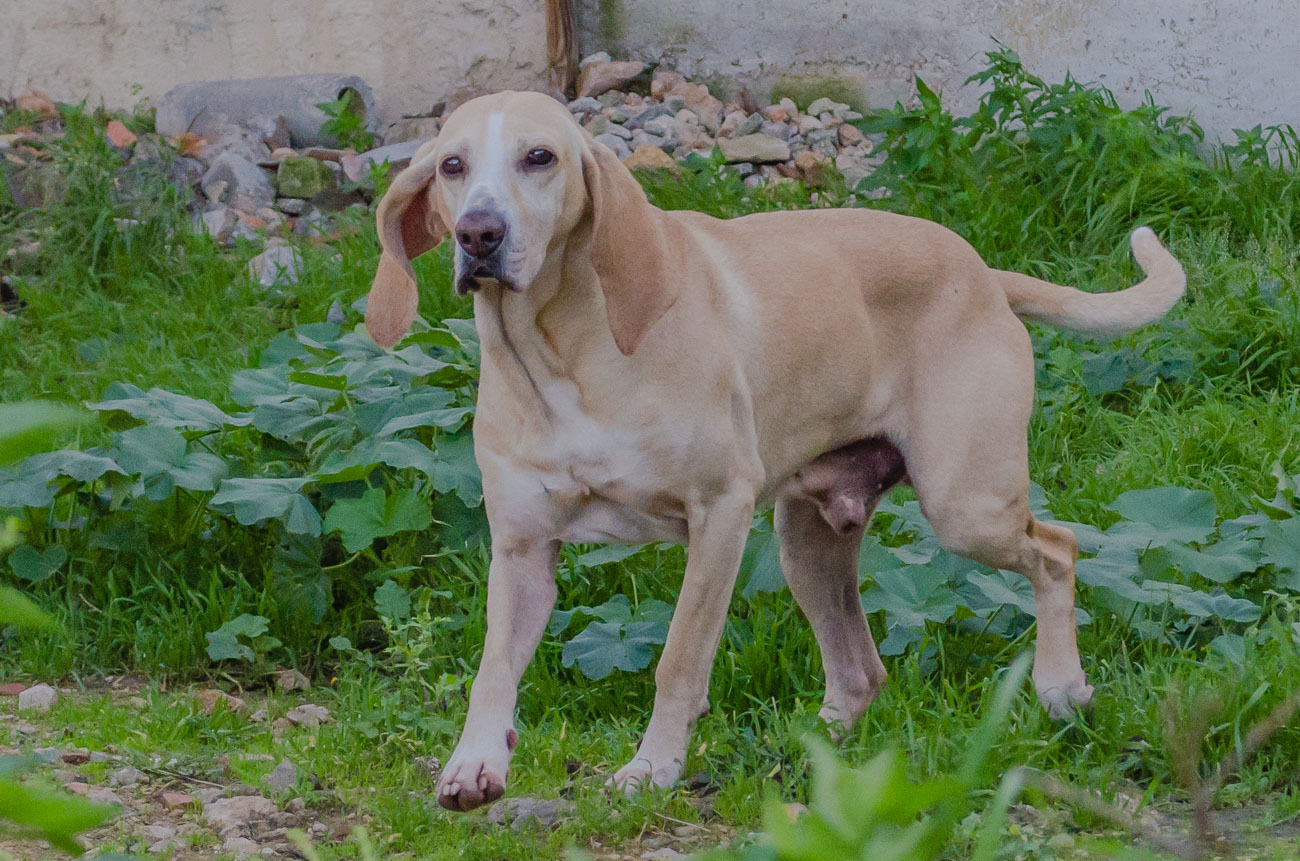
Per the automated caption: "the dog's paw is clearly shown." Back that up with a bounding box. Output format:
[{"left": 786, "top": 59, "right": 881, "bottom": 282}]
[
  {"left": 436, "top": 729, "right": 516, "bottom": 812},
  {"left": 1036, "top": 676, "right": 1094, "bottom": 719},
  {"left": 608, "top": 755, "right": 682, "bottom": 796}
]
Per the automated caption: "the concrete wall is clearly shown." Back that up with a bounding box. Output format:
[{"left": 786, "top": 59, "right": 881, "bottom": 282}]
[
  {"left": 1, "top": 0, "right": 549, "bottom": 126},
  {"left": 4, "top": 1, "right": 1295, "bottom": 142},
  {"left": 579, "top": 0, "right": 1299, "bottom": 142}
]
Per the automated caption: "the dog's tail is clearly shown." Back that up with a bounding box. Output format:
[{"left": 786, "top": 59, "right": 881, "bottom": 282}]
[{"left": 998, "top": 227, "right": 1185, "bottom": 336}]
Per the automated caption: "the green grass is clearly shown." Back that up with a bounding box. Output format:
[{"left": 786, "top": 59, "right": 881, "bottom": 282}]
[{"left": 3, "top": 54, "right": 1300, "bottom": 859}]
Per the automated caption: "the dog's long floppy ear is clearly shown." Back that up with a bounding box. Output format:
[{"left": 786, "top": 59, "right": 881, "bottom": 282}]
[
  {"left": 581, "top": 136, "right": 676, "bottom": 355},
  {"left": 365, "top": 139, "right": 448, "bottom": 348}
]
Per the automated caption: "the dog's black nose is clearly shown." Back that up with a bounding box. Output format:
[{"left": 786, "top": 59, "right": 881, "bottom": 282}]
[{"left": 455, "top": 210, "right": 507, "bottom": 259}]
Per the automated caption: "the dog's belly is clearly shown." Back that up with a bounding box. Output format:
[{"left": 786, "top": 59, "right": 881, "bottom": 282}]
[{"left": 560, "top": 494, "right": 689, "bottom": 544}]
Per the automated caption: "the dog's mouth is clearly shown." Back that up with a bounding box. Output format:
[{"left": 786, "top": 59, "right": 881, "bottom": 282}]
[{"left": 456, "top": 262, "right": 518, "bottom": 295}]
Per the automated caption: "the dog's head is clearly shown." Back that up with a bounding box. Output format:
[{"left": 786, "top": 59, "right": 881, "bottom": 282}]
[{"left": 365, "top": 90, "right": 674, "bottom": 355}]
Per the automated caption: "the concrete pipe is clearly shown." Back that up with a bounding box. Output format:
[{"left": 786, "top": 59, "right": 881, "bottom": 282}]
[{"left": 156, "top": 74, "right": 379, "bottom": 148}]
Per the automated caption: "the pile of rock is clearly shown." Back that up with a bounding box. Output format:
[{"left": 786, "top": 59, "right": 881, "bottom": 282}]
[
  {"left": 3, "top": 62, "right": 884, "bottom": 289},
  {"left": 570, "top": 54, "right": 884, "bottom": 191}
]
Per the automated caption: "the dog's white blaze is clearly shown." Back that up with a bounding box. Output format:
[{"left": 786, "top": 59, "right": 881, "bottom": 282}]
[{"left": 461, "top": 112, "right": 509, "bottom": 218}]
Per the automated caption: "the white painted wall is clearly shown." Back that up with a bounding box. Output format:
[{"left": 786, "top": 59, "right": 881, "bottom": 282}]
[
  {"left": 1, "top": 0, "right": 549, "bottom": 126},
  {"left": 579, "top": 0, "right": 1299, "bottom": 142}
]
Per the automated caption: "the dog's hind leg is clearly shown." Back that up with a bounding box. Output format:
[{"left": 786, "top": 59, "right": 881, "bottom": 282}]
[
  {"left": 776, "top": 494, "right": 886, "bottom": 738},
  {"left": 901, "top": 315, "right": 1092, "bottom": 717}
]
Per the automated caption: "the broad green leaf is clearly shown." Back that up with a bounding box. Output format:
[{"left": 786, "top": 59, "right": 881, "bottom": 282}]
[
  {"left": 377, "top": 407, "right": 473, "bottom": 436},
  {"left": 324, "top": 486, "right": 433, "bottom": 552},
  {"left": 314, "top": 437, "right": 439, "bottom": 485},
  {"left": 1208, "top": 633, "right": 1246, "bottom": 666},
  {"left": 374, "top": 579, "right": 411, "bottom": 622},
  {"left": 204, "top": 630, "right": 253, "bottom": 662},
  {"left": 966, "top": 570, "right": 1038, "bottom": 617},
  {"left": 0, "top": 587, "right": 59, "bottom": 630},
  {"left": 89, "top": 382, "right": 249, "bottom": 430},
  {"left": 740, "top": 526, "right": 785, "bottom": 599},
  {"left": 114, "top": 425, "right": 228, "bottom": 501},
  {"left": 8, "top": 544, "right": 67, "bottom": 583},
  {"left": 561, "top": 616, "right": 668, "bottom": 680},
  {"left": 0, "top": 776, "right": 118, "bottom": 854},
  {"left": 1258, "top": 518, "right": 1300, "bottom": 581},
  {"left": 861, "top": 566, "right": 959, "bottom": 629},
  {"left": 1075, "top": 548, "right": 1154, "bottom": 604},
  {"left": 573, "top": 544, "right": 649, "bottom": 568},
  {"left": 1139, "top": 581, "right": 1260, "bottom": 622},
  {"left": 1107, "top": 487, "right": 1217, "bottom": 544},
  {"left": 0, "top": 402, "right": 87, "bottom": 465},
  {"left": 1165, "top": 534, "right": 1262, "bottom": 584},
  {"left": 205, "top": 614, "right": 271, "bottom": 662},
  {"left": 209, "top": 477, "right": 321, "bottom": 535},
  {"left": 430, "top": 431, "right": 482, "bottom": 507}
]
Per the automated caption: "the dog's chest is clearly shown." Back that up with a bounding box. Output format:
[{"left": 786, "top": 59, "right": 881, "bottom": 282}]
[{"left": 480, "top": 378, "right": 690, "bottom": 544}]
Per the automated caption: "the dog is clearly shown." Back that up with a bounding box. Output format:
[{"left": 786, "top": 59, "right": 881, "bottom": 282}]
[{"left": 363, "top": 90, "right": 1185, "bottom": 812}]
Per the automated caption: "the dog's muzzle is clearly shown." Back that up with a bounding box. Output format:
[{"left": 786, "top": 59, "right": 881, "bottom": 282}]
[{"left": 454, "top": 209, "right": 515, "bottom": 294}]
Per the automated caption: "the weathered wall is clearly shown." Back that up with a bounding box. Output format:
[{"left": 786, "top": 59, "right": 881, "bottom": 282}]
[
  {"left": 4, "top": 1, "right": 1295, "bottom": 141},
  {"left": 1, "top": 0, "right": 549, "bottom": 125},
  {"left": 578, "top": 0, "right": 1298, "bottom": 141}
]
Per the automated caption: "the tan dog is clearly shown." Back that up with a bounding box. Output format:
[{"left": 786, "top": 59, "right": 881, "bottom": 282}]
[{"left": 364, "top": 91, "right": 1186, "bottom": 812}]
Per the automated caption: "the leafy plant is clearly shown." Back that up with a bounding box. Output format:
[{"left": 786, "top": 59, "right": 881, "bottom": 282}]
[
  {"left": 699, "top": 654, "right": 1033, "bottom": 861},
  {"left": 205, "top": 613, "right": 281, "bottom": 663},
  {"left": 316, "top": 90, "right": 375, "bottom": 151}
]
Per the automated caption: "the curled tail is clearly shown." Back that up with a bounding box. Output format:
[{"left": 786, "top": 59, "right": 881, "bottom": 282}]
[{"left": 999, "top": 227, "right": 1185, "bottom": 336}]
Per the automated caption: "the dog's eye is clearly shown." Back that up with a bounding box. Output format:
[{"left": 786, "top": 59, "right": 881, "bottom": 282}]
[
  {"left": 440, "top": 157, "right": 464, "bottom": 177},
  {"left": 524, "top": 148, "right": 556, "bottom": 168}
]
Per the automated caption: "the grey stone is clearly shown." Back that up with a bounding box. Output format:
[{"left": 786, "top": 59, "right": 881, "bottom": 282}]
[
  {"left": 835, "top": 146, "right": 884, "bottom": 189},
  {"left": 87, "top": 787, "right": 123, "bottom": 806},
  {"left": 642, "top": 115, "right": 685, "bottom": 148},
  {"left": 806, "top": 97, "right": 850, "bottom": 116},
  {"left": 247, "top": 245, "right": 302, "bottom": 287},
  {"left": 195, "top": 207, "right": 237, "bottom": 242},
  {"left": 602, "top": 122, "right": 633, "bottom": 140},
  {"left": 198, "top": 124, "right": 271, "bottom": 168},
  {"left": 384, "top": 115, "right": 440, "bottom": 144},
  {"left": 169, "top": 156, "right": 206, "bottom": 189},
  {"left": 195, "top": 787, "right": 224, "bottom": 805},
  {"left": 144, "top": 825, "right": 176, "bottom": 842},
  {"left": 719, "top": 134, "right": 791, "bottom": 164},
  {"left": 204, "top": 794, "right": 278, "bottom": 832},
  {"left": 340, "top": 138, "right": 425, "bottom": 183},
  {"left": 641, "top": 850, "right": 685, "bottom": 860},
  {"left": 109, "top": 766, "right": 147, "bottom": 787},
  {"left": 630, "top": 130, "right": 667, "bottom": 150},
  {"left": 293, "top": 209, "right": 328, "bottom": 238},
  {"left": 485, "top": 796, "right": 575, "bottom": 830},
  {"left": 578, "top": 51, "right": 611, "bottom": 67},
  {"left": 17, "top": 684, "right": 57, "bottom": 713},
  {"left": 276, "top": 197, "right": 306, "bottom": 215},
  {"left": 262, "top": 759, "right": 298, "bottom": 793},
  {"left": 593, "top": 133, "right": 631, "bottom": 160},
  {"left": 567, "top": 96, "right": 604, "bottom": 115},
  {"left": 806, "top": 128, "right": 840, "bottom": 157},
  {"left": 734, "top": 113, "right": 764, "bottom": 137},
  {"left": 221, "top": 835, "right": 261, "bottom": 858},
  {"left": 577, "top": 60, "right": 646, "bottom": 99},
  {"left": 201, "top": 152, "right": 274, "bottom": 211},
  {"left": 33, "top": 747, "right": 59, "bottom": 763},
  {"left": 623, "top": 102, "right": 672, "bottom": 131},
  {"left": 759, "top": 121, "right": 794, "bottom": 141}
]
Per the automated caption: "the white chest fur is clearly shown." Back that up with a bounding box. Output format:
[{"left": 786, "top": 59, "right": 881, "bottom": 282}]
[{"left": 477, "top": 375, "right": 690, "bottom": 545}]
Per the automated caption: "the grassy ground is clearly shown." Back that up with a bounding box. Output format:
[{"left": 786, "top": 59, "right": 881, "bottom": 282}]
[{"left": 3, "top": 60, "right": 1300, "bottom": 859}]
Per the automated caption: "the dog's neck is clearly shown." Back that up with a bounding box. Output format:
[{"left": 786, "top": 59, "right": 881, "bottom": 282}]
[{"left": 471, "top": 236, "right": 615, "bottom": 427}]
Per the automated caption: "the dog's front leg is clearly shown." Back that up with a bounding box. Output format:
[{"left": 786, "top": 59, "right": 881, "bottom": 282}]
[
  {"left": 612, "top": 489, "right": 756, "bottom": 793},
  {"left": 436, "top": 537, "right": 559, "bottom": 812}
]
